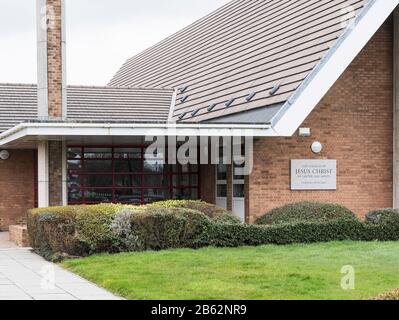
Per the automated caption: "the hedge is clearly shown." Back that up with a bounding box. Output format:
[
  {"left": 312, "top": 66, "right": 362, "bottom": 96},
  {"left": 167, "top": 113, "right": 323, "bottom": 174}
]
[
  {"left": 27, "top": 203, "right": 399, "bottom": 262},
  {"left": 27, "top": 201, "right": 236, "bottom": 261},
  {"left": 372, "top": 289, "right": 399, "bottom": 300},
  {"left": 255, "top": 202, "right": 358, "bottom": 225}
]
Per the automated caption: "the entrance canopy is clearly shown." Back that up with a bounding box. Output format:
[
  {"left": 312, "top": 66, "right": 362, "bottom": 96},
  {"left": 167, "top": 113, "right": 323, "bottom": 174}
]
[{"left": 0, "top": 121, "right": 274, "bottom": 149}]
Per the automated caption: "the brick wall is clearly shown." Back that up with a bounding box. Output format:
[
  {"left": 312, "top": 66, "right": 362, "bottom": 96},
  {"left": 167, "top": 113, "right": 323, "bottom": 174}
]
[
  {"left": 46, "top": 0, "right": 63, "bottom": 119},
  {"left": 248, "top": 19, "right": 394, "bottom": 222},
  {"left": 0, "top": 150, "right": 36, "bottom": 231}
]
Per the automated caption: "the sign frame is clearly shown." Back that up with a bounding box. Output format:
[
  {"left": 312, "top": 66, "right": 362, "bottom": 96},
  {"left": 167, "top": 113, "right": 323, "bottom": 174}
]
[{"left": 291, "top": 159, "right": 337, "bottom": 191}]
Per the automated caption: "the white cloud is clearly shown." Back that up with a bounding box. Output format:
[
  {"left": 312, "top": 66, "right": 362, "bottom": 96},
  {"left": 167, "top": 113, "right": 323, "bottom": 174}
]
[{"left": 0, "top": 0, "right": 231, "bottom": 85}]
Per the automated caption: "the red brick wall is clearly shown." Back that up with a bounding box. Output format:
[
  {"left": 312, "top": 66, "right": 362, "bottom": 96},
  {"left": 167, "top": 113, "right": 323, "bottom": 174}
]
[
  {"left": 248, "top": 19, "right": 394, "bottom": 222},
  {"left": 0, "top": 150, "right": 36, "bottom": 231}
]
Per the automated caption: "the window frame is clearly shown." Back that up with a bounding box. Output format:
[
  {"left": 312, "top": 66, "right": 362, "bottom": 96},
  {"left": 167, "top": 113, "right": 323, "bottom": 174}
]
[{"left": 67, "top": 145, "right": 200, "bottom": 205}]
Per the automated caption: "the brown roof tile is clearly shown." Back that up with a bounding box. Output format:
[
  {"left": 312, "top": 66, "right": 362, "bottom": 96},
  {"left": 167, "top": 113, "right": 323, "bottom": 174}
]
[{"left": 109, "top": 0, "right": 368, "bottom": 123}]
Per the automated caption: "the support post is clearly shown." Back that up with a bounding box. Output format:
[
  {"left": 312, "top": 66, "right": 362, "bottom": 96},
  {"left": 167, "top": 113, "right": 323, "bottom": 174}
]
[{"left": 37, "top": 141, "right": 49, "bottom": 208}]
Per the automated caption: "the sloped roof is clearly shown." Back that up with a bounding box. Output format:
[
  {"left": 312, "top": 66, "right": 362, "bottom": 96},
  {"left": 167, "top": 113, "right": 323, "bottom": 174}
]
[
  {"left": 0, "top": 84, "right": 173, "bottom": 133},
  {"left": 109, "top": 0, "right": 369, "bottom": 123}
]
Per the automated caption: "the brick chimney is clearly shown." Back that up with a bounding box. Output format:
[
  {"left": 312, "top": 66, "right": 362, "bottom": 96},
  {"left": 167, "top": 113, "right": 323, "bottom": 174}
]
[
  {"left": 36, "top": 0, "right": 66, "bottom": 120},
  {"left": 36, "top": 0, "right": 67, "bottom": 208}
]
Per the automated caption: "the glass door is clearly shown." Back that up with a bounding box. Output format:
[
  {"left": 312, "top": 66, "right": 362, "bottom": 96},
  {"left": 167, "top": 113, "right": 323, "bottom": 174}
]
[{"left": 232, "top": 160, "right": 245, "bottom": 222}]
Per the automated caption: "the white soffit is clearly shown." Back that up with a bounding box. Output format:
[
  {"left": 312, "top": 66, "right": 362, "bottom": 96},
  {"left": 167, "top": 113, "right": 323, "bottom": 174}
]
[{"left": 271, "top": 0, "right": 399, "bottom": 136}]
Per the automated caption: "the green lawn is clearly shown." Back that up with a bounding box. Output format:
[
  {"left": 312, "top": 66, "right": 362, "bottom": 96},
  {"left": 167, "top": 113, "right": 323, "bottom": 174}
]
[{"left": 61, "top": 241, "right": 399, "bottom": 300}]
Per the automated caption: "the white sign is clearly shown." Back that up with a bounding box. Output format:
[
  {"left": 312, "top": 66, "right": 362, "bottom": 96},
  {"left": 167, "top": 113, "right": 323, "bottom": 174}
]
[{"left": 291, "top": 160, "right": 337, "bottom": 190}]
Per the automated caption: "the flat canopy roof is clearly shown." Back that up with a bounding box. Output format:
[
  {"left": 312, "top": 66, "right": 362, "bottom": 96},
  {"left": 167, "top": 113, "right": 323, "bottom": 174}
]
[{"left": 0, "top": 122, "right": 274, "bottom": 149}]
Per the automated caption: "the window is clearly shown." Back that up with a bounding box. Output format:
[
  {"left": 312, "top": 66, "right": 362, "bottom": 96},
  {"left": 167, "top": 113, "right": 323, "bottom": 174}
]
[{"left": 67, "top": 146, "right": 200, "bottom": 205}]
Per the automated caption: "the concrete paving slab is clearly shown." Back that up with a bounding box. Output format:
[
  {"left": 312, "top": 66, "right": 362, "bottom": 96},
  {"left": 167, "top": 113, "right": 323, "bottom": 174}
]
[{"left": 0, "top": 232, "right": 122, "bottom": 300}]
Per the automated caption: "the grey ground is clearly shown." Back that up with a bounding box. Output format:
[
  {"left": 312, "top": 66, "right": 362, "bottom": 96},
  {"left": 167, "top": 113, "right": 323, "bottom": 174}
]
[{"left": 0, "top": 232, "right": 121, "bottom": 300}]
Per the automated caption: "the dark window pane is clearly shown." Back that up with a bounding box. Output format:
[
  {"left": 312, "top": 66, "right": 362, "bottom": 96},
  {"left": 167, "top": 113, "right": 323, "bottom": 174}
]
[
  {"left": 144, "top": 148, "right": 165, "bottom": 160},
  {"left": 144, "top": 188, "right": 169, "bottom": 202},
  {"left": 180, "top": 174, "right": 190, "bottom": 186},
  {"left": 114, "top": 148, "right": 141, "bottom": 159},
  {"left": 233, "top": 184, "right": 245, "bottom": 198},
  {"left": 84, "top": 189, "right": 112, "bottom": 203},
  {"left": 191, "top": 174, "right": 199, "bottom": 187},
  {"left": 115, "top": 189, "right": 141, "bottom": 203},
  {"left": 115, "top": 175, "right": 141, "bottom": 188},
  {"left": 84, "top": 148, "right": 112, "bottom": 159},
  {"left": 84, "top": 175, "right": 113, "bottom": 187},
  {"left": 173, "top": 188, "right": 198, "bottom": 200},
  {"left": 233, "top": 162, "right": 245, "bottom": 180},
  {"left": 67, "top": 173, "right": 81, "bottom": 188},
  {"left": 67, "top": 160, "right": 82, "bottom": 172},
  {"left": 217, "top": 184, "right": 227, "bottom": 198},
  {"left": 144, "top": 160, "right": 165, "bottom": 173},
  {"left": 114, "top": 159, "right": 141, "bottom": 173},
  {"left": 67, "top": 148, "right": 81, "bottom": 159},
  {"left": 68, "top": 189, "right": 82, "bottom": 203},
  {"left": 84, "top": 160, "right": 112, "bottom": 173},
  {"left": 181, "top": 164, "right": 189, "bottom": 173},
  {"left": 144, "top": 175, "right": 169, "bottom": 187},
  {"left": 217, "top": 165, "right": 227, "bottom": 181}
]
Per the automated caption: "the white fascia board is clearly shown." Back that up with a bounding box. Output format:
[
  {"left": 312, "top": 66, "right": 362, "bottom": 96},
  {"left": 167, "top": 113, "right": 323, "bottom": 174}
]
[
  {"left": 271, "top": 0, "right": 399, "bottom": 136},
  {"left": 0, "top": 122, "right": 276, "bottom": 146}
]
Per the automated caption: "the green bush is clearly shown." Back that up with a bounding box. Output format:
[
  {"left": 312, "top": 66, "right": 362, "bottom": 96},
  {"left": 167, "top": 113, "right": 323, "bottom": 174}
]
[
  {"left": 112, "top": 207, "right": 212, "bottom": 251},
  {"left": 365, "top": 209, "right": 399, "bottom": 225},
  {"left": 27, "top": 204, "right": 134, "bottom": 260},
  {"left": 255, "top": 202, "right": 358, "bottom": 225},
  {"left": 206, "top": 219, "right": 369, "bottom": 247},
  {"left": 146, "top": 200, "right": 241, "bottom": 224},
  {"left": 28, "top": 201, "right": 399, "bottom": 262},
  {"left": 372, "top": 289, "right": 399, "bottom": 300}
]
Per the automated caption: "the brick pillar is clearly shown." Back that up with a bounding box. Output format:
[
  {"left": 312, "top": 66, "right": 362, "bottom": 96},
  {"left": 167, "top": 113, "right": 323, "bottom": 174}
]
[
  {"left": 48, "top": 141, "right": 63, "bottom": 206},
  {"left": 37, "top": 0, "right": 66, "bottom": 120},
  {"left": 37, "top": 0, "right": 67, "bottom": 207}
]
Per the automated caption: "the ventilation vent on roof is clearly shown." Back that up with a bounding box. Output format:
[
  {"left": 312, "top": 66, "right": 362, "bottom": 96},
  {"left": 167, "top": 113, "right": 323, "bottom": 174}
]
[
  {"left": 246, "top": 92, "right": 256, "bottom": 102},
  {"left": 269, "top": 82, "right": 282, "bottom": 96},
  {"left": 180, "top": 95, "right": 189, "bottom": 103},
  {"left": 225, "top": 98, "right": 235, "bottom": 107},
  {"left": 207, "top": 103, "right": 217, "bottom": 112},
  {"left": 179, "top": 85, "right": 189, "bottom": 93},
  {"left": 178, "top": 112, "right": 188, "bottom": 120},
  {"left": 191, "top": 108, "right": 200, "bottom": 117}
]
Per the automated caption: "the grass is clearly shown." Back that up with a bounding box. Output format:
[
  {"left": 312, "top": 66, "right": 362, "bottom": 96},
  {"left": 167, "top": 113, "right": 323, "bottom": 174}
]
[{"left": 61, "top": 241, "right": 399, "bottom": 300}]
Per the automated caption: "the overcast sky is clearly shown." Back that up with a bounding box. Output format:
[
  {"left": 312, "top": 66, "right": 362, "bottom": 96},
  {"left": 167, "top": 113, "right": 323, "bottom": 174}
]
[{"left": 0, "top": 0, "right": 230, "bottom": 85}]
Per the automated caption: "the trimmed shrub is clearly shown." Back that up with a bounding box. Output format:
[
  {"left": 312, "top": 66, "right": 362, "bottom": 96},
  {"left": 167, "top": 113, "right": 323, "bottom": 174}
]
[
  {"left": 372, "top": 289, "right": 399, "bottom": 300},
  {"left": 365, "top": 209, "right": 399, "bottom": 225},
  {"left": 111, "top": 207, "right": 213, "bottom": 251},
  {"left": 28, "top": 201, "right": 399, "bottom": 262},
  {"left": 146, "top": 200, "right": 241, "bottom": 224},
  {"left": 27, "top": 204, "right": 134, "bottom": 260},
  {"left": 207, "top": 219, "right": 368, "bottom": 248},
  {"left": 364, "top": 209, "right": 399, "bottom": 241},
  {"left": 255, "top": 202, "right": 358, "bottom": 225}
]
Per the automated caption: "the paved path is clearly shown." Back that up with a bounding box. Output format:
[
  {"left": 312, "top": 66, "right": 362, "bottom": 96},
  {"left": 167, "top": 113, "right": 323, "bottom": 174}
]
[{"left": 0, "top": 232, "right": 121, "bottom": 300}]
